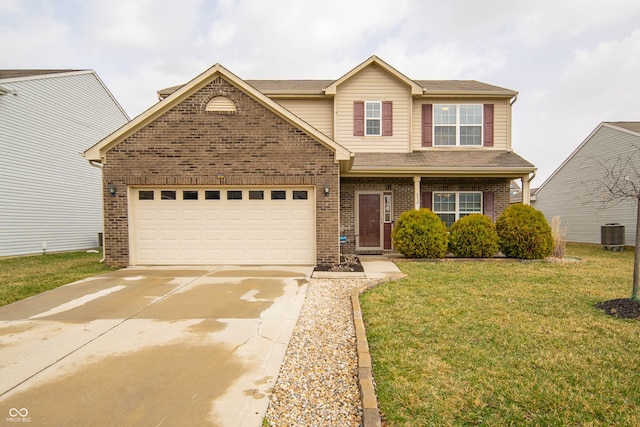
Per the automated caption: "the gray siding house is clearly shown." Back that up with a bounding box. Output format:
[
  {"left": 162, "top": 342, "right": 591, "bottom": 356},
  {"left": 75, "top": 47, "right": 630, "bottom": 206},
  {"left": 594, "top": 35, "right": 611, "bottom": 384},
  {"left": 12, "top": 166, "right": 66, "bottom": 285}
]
[
  {"left": 532, "top": 122, "right": 640, "bottom": 246},
  {"left": 0, "top": 70, "right": 129, "bottom": 257}
]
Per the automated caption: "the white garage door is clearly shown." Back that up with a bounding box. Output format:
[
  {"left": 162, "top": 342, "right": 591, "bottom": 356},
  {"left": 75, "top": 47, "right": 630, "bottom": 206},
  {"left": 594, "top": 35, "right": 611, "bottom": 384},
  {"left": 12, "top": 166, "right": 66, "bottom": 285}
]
[{"left": 129, "top": 187, "right": 315, "bottom": 265}]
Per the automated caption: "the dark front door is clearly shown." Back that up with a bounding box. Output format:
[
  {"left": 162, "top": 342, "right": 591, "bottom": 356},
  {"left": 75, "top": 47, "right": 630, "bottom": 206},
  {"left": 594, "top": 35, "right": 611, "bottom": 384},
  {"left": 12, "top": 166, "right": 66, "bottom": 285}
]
[{"left": 358, "top": 193, "right": 381, "bottom": 248}]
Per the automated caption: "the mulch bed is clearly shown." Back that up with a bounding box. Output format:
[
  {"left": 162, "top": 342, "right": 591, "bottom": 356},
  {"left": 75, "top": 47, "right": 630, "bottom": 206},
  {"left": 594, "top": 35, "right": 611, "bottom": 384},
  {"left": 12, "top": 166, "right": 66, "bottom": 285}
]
[
  {"left": 595, "top": 298, "right": 640, "bottom": 319},
  {"left": 314, "top": 255, "right": 364, "bottom": 272}
]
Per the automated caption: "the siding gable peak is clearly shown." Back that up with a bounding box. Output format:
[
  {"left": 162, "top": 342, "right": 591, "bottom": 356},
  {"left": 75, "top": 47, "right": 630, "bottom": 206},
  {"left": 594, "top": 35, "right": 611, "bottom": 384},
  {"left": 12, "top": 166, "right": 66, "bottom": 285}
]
[{"left": 324, "top": 55, "right": 423, "bottom": 96}]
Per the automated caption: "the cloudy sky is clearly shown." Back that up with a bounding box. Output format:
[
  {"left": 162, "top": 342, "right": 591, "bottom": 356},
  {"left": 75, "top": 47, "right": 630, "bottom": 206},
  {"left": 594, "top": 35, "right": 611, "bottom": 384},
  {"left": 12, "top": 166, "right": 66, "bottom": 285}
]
[{"left": 2, "top": 0, "right": 640, "bottom": 184}]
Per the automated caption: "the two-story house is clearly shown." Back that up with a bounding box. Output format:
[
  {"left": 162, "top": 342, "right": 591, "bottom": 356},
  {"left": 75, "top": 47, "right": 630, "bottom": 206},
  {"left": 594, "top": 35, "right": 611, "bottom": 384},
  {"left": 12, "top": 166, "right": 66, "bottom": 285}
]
[{"left": 83, "top": 56, "right": 535, "bottom": 267}]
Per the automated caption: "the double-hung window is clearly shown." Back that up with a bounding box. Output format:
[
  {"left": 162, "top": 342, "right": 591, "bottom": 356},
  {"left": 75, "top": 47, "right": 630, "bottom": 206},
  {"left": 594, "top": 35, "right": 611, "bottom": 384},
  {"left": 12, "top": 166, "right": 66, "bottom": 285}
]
[
  {"left": 433, "top": 192, "right": 482, "bottom": 227},
  {"left": 434, "top": 104, "right": 483, "bottom": 146},
  {"left": 365, "top": 101, "right": 381, "bottom": 136}
]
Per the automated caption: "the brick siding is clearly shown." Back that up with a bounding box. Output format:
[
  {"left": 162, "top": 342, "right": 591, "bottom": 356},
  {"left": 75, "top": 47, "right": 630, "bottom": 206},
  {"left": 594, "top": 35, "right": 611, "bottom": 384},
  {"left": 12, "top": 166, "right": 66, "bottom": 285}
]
[{"left": 102, "top": 77, "right": 339, "bottom": 267}]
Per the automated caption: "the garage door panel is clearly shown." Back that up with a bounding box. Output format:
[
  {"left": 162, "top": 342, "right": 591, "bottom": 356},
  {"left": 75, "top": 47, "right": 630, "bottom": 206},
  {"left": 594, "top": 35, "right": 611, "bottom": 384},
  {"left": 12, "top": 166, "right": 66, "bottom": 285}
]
[{"left": 130, "top": 187, "right": 315, "bottom": 265}]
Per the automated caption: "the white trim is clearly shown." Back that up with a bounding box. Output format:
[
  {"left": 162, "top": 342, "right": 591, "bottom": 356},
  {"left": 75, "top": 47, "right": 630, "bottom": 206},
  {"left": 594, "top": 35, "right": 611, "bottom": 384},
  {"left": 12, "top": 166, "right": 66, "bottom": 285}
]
[
  {"left": 364, "top": 101, "right": 382, "bottom": 136},
  {"left": 432, "top": 191, "right": 483, "bottom": 226}
]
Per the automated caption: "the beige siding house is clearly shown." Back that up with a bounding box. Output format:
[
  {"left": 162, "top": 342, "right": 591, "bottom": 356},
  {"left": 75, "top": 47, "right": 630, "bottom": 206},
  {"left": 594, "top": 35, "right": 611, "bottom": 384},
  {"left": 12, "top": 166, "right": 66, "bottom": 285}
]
[
  {"left": 86, "top": 56, "right": 535, "bottom": 267},
  {"left": 532, "top": 122, "right": 640, "bottom": 246}
]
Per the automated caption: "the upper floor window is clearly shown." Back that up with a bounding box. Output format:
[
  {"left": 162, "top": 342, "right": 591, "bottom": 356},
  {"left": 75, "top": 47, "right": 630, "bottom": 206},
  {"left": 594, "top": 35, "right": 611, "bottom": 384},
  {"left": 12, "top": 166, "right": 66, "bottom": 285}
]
[
  {"left": 422, "top": 104, "right": 493, "bottom": 148},
  {"left": 434, "top": 104, "right": 482, "bottom": 146},
  {"left": 365, "top": 101, "right": 381, "bottom": 136},
  {"left": 354, "top": 101, "right": 393, "bottom": 137}
]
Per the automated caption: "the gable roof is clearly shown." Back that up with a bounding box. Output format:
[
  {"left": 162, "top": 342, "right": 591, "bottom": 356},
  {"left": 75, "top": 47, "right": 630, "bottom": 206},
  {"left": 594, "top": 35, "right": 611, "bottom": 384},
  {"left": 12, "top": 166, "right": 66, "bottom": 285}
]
[
  {"left": 324, "top": 55, "right": 423, "bottom": 96},
  {"left": 84, "top": 64, "right": 352, "bottom": 162},
  {"left": 534, "top": 121, "right": 640, "bottom": 195},
  {"left": 156, "top": 56, "right": 517, "bottom": 100}
]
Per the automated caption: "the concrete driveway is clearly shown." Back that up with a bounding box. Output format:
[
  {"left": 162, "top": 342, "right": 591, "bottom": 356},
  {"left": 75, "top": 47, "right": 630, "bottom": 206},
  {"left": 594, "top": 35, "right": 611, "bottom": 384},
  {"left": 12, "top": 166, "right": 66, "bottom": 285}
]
[{"left": 0, "top": 265, "right": 311, "bottom": 426}]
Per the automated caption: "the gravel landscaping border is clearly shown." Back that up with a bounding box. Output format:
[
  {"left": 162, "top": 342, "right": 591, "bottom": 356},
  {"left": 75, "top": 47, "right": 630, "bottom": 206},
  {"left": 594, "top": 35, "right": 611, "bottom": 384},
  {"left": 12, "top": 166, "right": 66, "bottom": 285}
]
[{"left": 265, "top": 277, "right": 374, "bottom": 426}]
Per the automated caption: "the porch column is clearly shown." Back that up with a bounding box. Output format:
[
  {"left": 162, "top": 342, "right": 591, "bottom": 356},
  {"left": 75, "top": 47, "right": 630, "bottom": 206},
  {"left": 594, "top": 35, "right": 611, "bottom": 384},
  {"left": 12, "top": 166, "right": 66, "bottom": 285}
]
[
  {"left": 414, "top": 176, "right": 421, "bottom": 210},
  {"left": 521, "top": 174, "right": 531, "bottom": 206}
]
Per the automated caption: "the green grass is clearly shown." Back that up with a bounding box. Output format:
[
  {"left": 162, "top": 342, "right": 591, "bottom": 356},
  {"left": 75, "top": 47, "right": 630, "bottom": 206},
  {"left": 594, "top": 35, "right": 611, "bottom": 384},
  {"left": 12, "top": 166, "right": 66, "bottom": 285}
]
[
  {"left": 0, "top": 251, "right": 115, "bottom": 306},
  {"left": 360, "top": 244, "right": 640, "bottom": 426}
]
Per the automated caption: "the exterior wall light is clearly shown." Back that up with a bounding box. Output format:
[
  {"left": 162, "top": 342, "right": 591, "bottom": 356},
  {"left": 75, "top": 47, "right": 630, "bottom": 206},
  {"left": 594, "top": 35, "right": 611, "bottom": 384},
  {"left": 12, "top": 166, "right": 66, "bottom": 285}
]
[
  {"left": 107, "top": 182, "right": 117, "bottom": 197},
  {"left": 324, "top": 183, "right": 330, "bottom": 197}
]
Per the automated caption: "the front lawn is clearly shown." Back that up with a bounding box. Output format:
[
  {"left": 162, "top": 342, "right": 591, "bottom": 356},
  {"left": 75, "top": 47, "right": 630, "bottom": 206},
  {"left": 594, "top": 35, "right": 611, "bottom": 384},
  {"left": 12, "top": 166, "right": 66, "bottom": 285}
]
[
  {"left": 0, "top": 251, "right": 115, "bottom": 307},
  {"left": 360, "top": 244, "right": 640, "bottom": 426}
]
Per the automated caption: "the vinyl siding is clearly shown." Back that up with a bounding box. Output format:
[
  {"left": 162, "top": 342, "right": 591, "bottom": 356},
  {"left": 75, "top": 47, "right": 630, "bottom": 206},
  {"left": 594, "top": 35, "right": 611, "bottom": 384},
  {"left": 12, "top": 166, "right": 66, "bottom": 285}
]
[
  {"left": 0, "top": 72, "right": 129, "bottom": 256},
  {"left": 334, "top": 65, "right": 410, "bottom": 152},
  {"left": 411, "top": 98, "right": 511, "bottom": 151},
  {"left": 532, "top": 125, "right": 640, "bottom": 246},
  {"left": 275, "top": 98, "right": 333, "bottom": 137}
]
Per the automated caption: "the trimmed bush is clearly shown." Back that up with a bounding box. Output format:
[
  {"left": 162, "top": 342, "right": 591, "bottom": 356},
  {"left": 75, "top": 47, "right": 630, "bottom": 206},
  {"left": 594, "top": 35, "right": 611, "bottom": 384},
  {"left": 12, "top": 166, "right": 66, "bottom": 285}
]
[
  {"left": 449, "top": 214, "right": 499, "bottom": 258},
  {"left": 392, "top": 209, "right": 448, "bottom": 258},
  {"left": 495, "top": 204, "right": 553, "bottom": 259}
]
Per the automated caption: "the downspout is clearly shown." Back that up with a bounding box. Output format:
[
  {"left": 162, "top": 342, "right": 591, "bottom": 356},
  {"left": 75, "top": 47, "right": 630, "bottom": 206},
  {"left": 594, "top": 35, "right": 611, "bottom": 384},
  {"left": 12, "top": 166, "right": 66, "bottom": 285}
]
[{"left": 88, "top": 160, "right": 106, "bottom": 262}]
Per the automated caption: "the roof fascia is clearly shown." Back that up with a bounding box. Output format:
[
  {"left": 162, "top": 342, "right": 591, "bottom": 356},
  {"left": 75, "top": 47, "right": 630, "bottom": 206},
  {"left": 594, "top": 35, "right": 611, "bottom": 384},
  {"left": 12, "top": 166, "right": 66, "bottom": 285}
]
[
  {"left": 84, "top": 64, "right": 351, "bottom": 162},
  {"left": 534, "top": 122, "right": 605, "bottom": 194},
  {"left": 603, "top": 122, "right": 640, "bottom": 138},
  {"left": 342, "top": 166, "right": 536, "bottom": 178},
  {"left": 0, "top": 70, "right": 92, "bottom": 84},
  {"left": 324, "top": 55, "right": 423, "bottom": 96}
]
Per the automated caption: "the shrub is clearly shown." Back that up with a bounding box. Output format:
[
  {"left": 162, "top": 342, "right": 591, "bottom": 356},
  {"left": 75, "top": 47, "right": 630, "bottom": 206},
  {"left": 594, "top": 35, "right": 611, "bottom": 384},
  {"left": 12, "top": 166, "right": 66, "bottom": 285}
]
[
  {"left": 495, "top": 204, "right": 553, "bottom": 259},
  {"left": 392, "top": 209, "right": 448, "bottom": 258},
  {"left": 449, "top": 214, "right": 499, "bottom": 258}
]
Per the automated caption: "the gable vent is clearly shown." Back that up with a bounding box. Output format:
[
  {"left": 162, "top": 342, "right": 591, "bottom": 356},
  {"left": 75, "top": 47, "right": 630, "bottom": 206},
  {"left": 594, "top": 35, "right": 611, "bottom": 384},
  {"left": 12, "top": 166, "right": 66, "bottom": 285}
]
[{"left": 206, "top": 96, "right": 236, "bottom": 113}]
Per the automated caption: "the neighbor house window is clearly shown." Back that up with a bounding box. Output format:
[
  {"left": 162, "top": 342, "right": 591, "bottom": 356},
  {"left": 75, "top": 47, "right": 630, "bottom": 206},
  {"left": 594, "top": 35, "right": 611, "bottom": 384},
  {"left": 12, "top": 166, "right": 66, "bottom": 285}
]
[
  {"left": 434, "top": 104, "right": 483, "bottom": 146},
  {"left": 433, "top": 192, "right": 482, "bottom": 227},
  {"left": 365, "top": 101, "right": 381, "bottom": 136}
]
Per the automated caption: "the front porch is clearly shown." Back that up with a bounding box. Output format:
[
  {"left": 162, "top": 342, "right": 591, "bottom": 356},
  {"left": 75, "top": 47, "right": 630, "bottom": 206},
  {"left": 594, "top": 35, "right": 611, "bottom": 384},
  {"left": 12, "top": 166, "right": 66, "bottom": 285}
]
[{"left": 339, "top": 177, "right": 512, "bottom": 255}]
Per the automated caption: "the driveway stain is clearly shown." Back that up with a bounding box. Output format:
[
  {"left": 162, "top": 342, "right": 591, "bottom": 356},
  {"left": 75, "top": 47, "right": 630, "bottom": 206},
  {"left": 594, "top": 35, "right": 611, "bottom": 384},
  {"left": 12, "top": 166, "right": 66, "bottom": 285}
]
[
  {"left": 208, "top": 269, "right": 306, "bottom": 278},
  {"left": 0, "top": 342, "right": 245, "bottom": 426},
  {"left": 134, "top": 278, "right": 285, "bottom": 319}
]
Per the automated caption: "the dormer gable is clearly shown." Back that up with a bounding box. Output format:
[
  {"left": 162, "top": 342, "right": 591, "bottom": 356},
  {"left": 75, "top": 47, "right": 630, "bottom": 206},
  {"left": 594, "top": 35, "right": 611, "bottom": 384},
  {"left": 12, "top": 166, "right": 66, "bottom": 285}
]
[{"left": 324, "top": 55, "right": 423, "bottom": 96}]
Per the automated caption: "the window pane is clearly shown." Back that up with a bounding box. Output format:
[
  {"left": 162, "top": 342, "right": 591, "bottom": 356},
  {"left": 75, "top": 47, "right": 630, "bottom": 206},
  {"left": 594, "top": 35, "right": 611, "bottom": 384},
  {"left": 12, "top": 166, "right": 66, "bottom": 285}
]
[
  {"left": 460, "top": 126, "right": 482, "bottom": 146},
  {"left": 249, "top": 190, "right": 264, "bottom": 200},
  {"left": 459, "top": 192, "right": 482, "bottom": 213},
  {"left": 434, "top": 105, "right": 456, "bottom": 124},
  {"left": 437, "top": 213, "right": 456, "bottom": 228},
  {"left": 366, "top": 119, "right": 380, "bottom": 136},
  {"left": 161, "top": 190, "right": 176, "bottom": 200},
  {"left": 205, "top": 190, "right": 220, "bottom": 200},
  {"left": 460, "top": 105, "right": 482, "bottom": 125},
  {"left": 227, "top": 190, "right": 242, "bottom": 200},
  {"left": 293, "top": 190, "right": 308, "bottom": 200},
  {"left": 271, "top": 190, "right": 286, "bottom": 200},
  {"left": 183, "top": 190, "right": 198, "bottom": 200},
  {"left": 434, "top": 126, "right": 456, "bottom": 146},
  {"left": 434, "top": 193, "right": 456, "bottom": 212},
  {"left": 138, "top": 190, "right": 154, "bottom": 200},
  {"left": 365, "top": 102, "right": 381, "bottom": 118}
]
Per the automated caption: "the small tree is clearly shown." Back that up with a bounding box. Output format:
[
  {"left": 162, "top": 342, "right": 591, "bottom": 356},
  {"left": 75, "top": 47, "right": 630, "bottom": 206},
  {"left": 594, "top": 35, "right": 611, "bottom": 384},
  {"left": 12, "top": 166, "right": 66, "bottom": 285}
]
[{"left": 596, "top": 145, "right": 640, "bottom": 300}]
